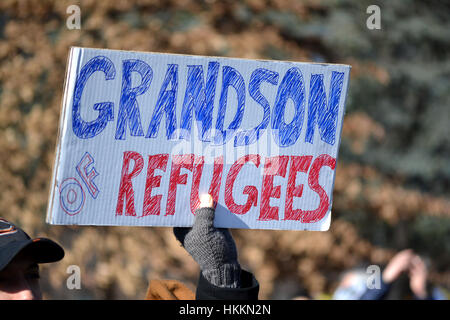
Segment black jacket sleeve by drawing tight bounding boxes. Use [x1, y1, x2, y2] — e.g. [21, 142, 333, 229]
[359, 277, 392, 300]
[195, 269, 259, 300]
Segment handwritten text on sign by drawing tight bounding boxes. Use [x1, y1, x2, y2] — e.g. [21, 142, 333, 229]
[47, 47, 350, 231]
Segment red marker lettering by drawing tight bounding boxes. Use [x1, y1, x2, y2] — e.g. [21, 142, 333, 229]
[259, 156, 289, 221]
[301, 154, 336, 223]
[142, 154, 169, 217]
[284, 155, 313, 221]
[190, 156, 224, 214]
[225, 155, 260, 215]
[116, 151, 144, 216]
[166, 154, 195, 216]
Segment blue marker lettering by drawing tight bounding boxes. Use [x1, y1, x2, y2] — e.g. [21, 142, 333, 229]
[271, 67, 305, 147]
[72, 56, 115, 139]
[115, 59, 153, 140]
[305, 71, 344, 145]
[179, 62, 219, 142]
[146, 64, 178, 140]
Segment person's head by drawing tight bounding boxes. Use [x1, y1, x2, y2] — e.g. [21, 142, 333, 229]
[0, 218, 64, 300]
[332, 268, 369, 300]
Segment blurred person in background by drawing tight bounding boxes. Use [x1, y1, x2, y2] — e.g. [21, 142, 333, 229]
[0, 218, 65, 300]
[333, 249, 446, 300]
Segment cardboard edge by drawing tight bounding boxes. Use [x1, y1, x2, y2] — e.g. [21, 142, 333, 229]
[46, 47, 80, 224]
[69, 46, 353, 68]
[321, 66, 351, 232]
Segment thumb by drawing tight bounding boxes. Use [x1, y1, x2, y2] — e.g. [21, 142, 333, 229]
[199, 193, 214, 209]
[193, 194, 215, 228]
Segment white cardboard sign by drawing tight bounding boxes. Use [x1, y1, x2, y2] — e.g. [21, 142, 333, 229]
[46, 47, 350, 231]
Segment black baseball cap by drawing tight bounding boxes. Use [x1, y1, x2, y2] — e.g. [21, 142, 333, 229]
[0, 218, 65, 271]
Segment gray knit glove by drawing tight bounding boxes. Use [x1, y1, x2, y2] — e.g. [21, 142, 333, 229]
[173, 197, 241, 288]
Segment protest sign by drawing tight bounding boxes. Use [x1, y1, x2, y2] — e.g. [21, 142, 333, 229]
[46, 47, 350, 231]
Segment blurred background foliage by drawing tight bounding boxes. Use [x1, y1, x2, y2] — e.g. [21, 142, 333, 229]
[0, 0, 448, 299]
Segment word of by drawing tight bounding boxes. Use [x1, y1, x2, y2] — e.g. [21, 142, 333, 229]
[59, 152, 99, 215]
